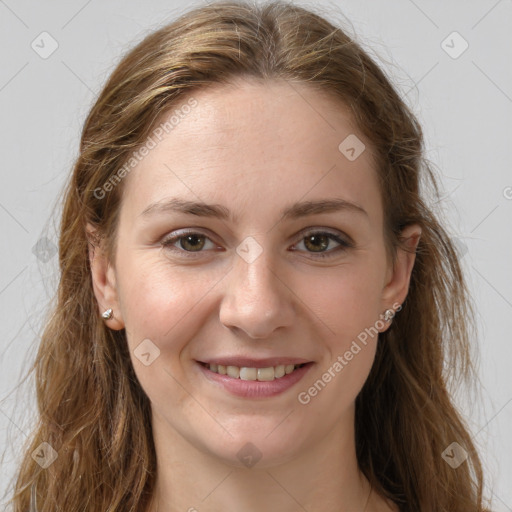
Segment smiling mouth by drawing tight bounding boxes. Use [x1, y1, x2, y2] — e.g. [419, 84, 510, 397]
[197, 361, 309, 381]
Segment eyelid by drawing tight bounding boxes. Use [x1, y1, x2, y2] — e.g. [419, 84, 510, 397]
[295, 226, 354, 247]
[160, 228, 221, 254]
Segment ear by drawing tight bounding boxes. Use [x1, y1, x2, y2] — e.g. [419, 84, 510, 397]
[379, 224, 422, 331]
[86, 223, 125, 330]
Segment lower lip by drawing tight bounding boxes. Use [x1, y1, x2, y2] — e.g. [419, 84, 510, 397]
[196, 361, 314, 398]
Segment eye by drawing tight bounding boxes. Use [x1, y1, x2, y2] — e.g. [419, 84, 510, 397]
[292, 230, 352, 259]
[160, 229, 353, 259]
[161, 230, 218, 257]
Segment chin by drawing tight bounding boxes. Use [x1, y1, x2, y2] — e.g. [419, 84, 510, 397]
[196, 422, 310, 469]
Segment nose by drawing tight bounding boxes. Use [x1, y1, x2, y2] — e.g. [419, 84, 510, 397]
[219, 246, 295, 339]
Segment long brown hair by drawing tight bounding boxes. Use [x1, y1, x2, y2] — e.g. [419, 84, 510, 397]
[4, 1, 491, 510]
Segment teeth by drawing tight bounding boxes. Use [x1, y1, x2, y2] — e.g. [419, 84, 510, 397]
[274, 365, 285, 378]
[240, 367, 258, 380]
[206, 362, 303, 381]
[257, 367, 274, 381]
[226, 365, 240, 378]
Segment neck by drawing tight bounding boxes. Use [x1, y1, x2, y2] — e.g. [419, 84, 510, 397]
[146, 407, 375, 512]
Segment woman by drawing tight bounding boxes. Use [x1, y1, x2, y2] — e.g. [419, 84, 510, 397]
[7, 1, 491, 510]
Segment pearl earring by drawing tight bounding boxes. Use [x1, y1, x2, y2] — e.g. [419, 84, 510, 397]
[382, 309, 395, 322]
[102, 308, 113, 320]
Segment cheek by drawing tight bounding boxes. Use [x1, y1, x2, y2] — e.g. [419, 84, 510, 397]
[116, 255, 218, 414]
[296, 278, 381, 415]
[303, 260, 386, 342]
[292, 259, 385, 403]
[116, 253, 212, 354]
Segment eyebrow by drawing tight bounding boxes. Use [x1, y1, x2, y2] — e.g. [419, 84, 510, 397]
[139, 197, 368, 222]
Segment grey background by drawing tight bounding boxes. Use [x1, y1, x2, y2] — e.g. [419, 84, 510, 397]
[0, 0, 511, 509]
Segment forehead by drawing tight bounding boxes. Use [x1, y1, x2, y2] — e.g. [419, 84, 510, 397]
[120, 78, 382, 224]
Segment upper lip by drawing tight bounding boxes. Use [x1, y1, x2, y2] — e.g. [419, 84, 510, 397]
[197, 357, 313, 368]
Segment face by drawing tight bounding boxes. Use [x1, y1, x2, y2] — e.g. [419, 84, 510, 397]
[90, 78, 418, 468]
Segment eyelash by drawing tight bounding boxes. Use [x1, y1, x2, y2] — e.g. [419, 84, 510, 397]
[160, 229, 353, 259]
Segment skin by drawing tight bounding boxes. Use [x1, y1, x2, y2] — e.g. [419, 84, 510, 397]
[88, 78, 420, 512]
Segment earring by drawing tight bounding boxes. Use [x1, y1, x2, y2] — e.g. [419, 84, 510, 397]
[382, 309, 396, 322]
[102, 308, 113, 320]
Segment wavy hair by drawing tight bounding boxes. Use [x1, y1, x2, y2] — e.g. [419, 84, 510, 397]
[5, 1, 490, 510]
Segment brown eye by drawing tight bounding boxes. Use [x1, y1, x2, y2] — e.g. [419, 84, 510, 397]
[303, 234, 331, 253]
[161, 231, 217, 257]
[293, 231, 352, 258]
[161, 229, 352, 260]
[178, 234, 206, 251]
